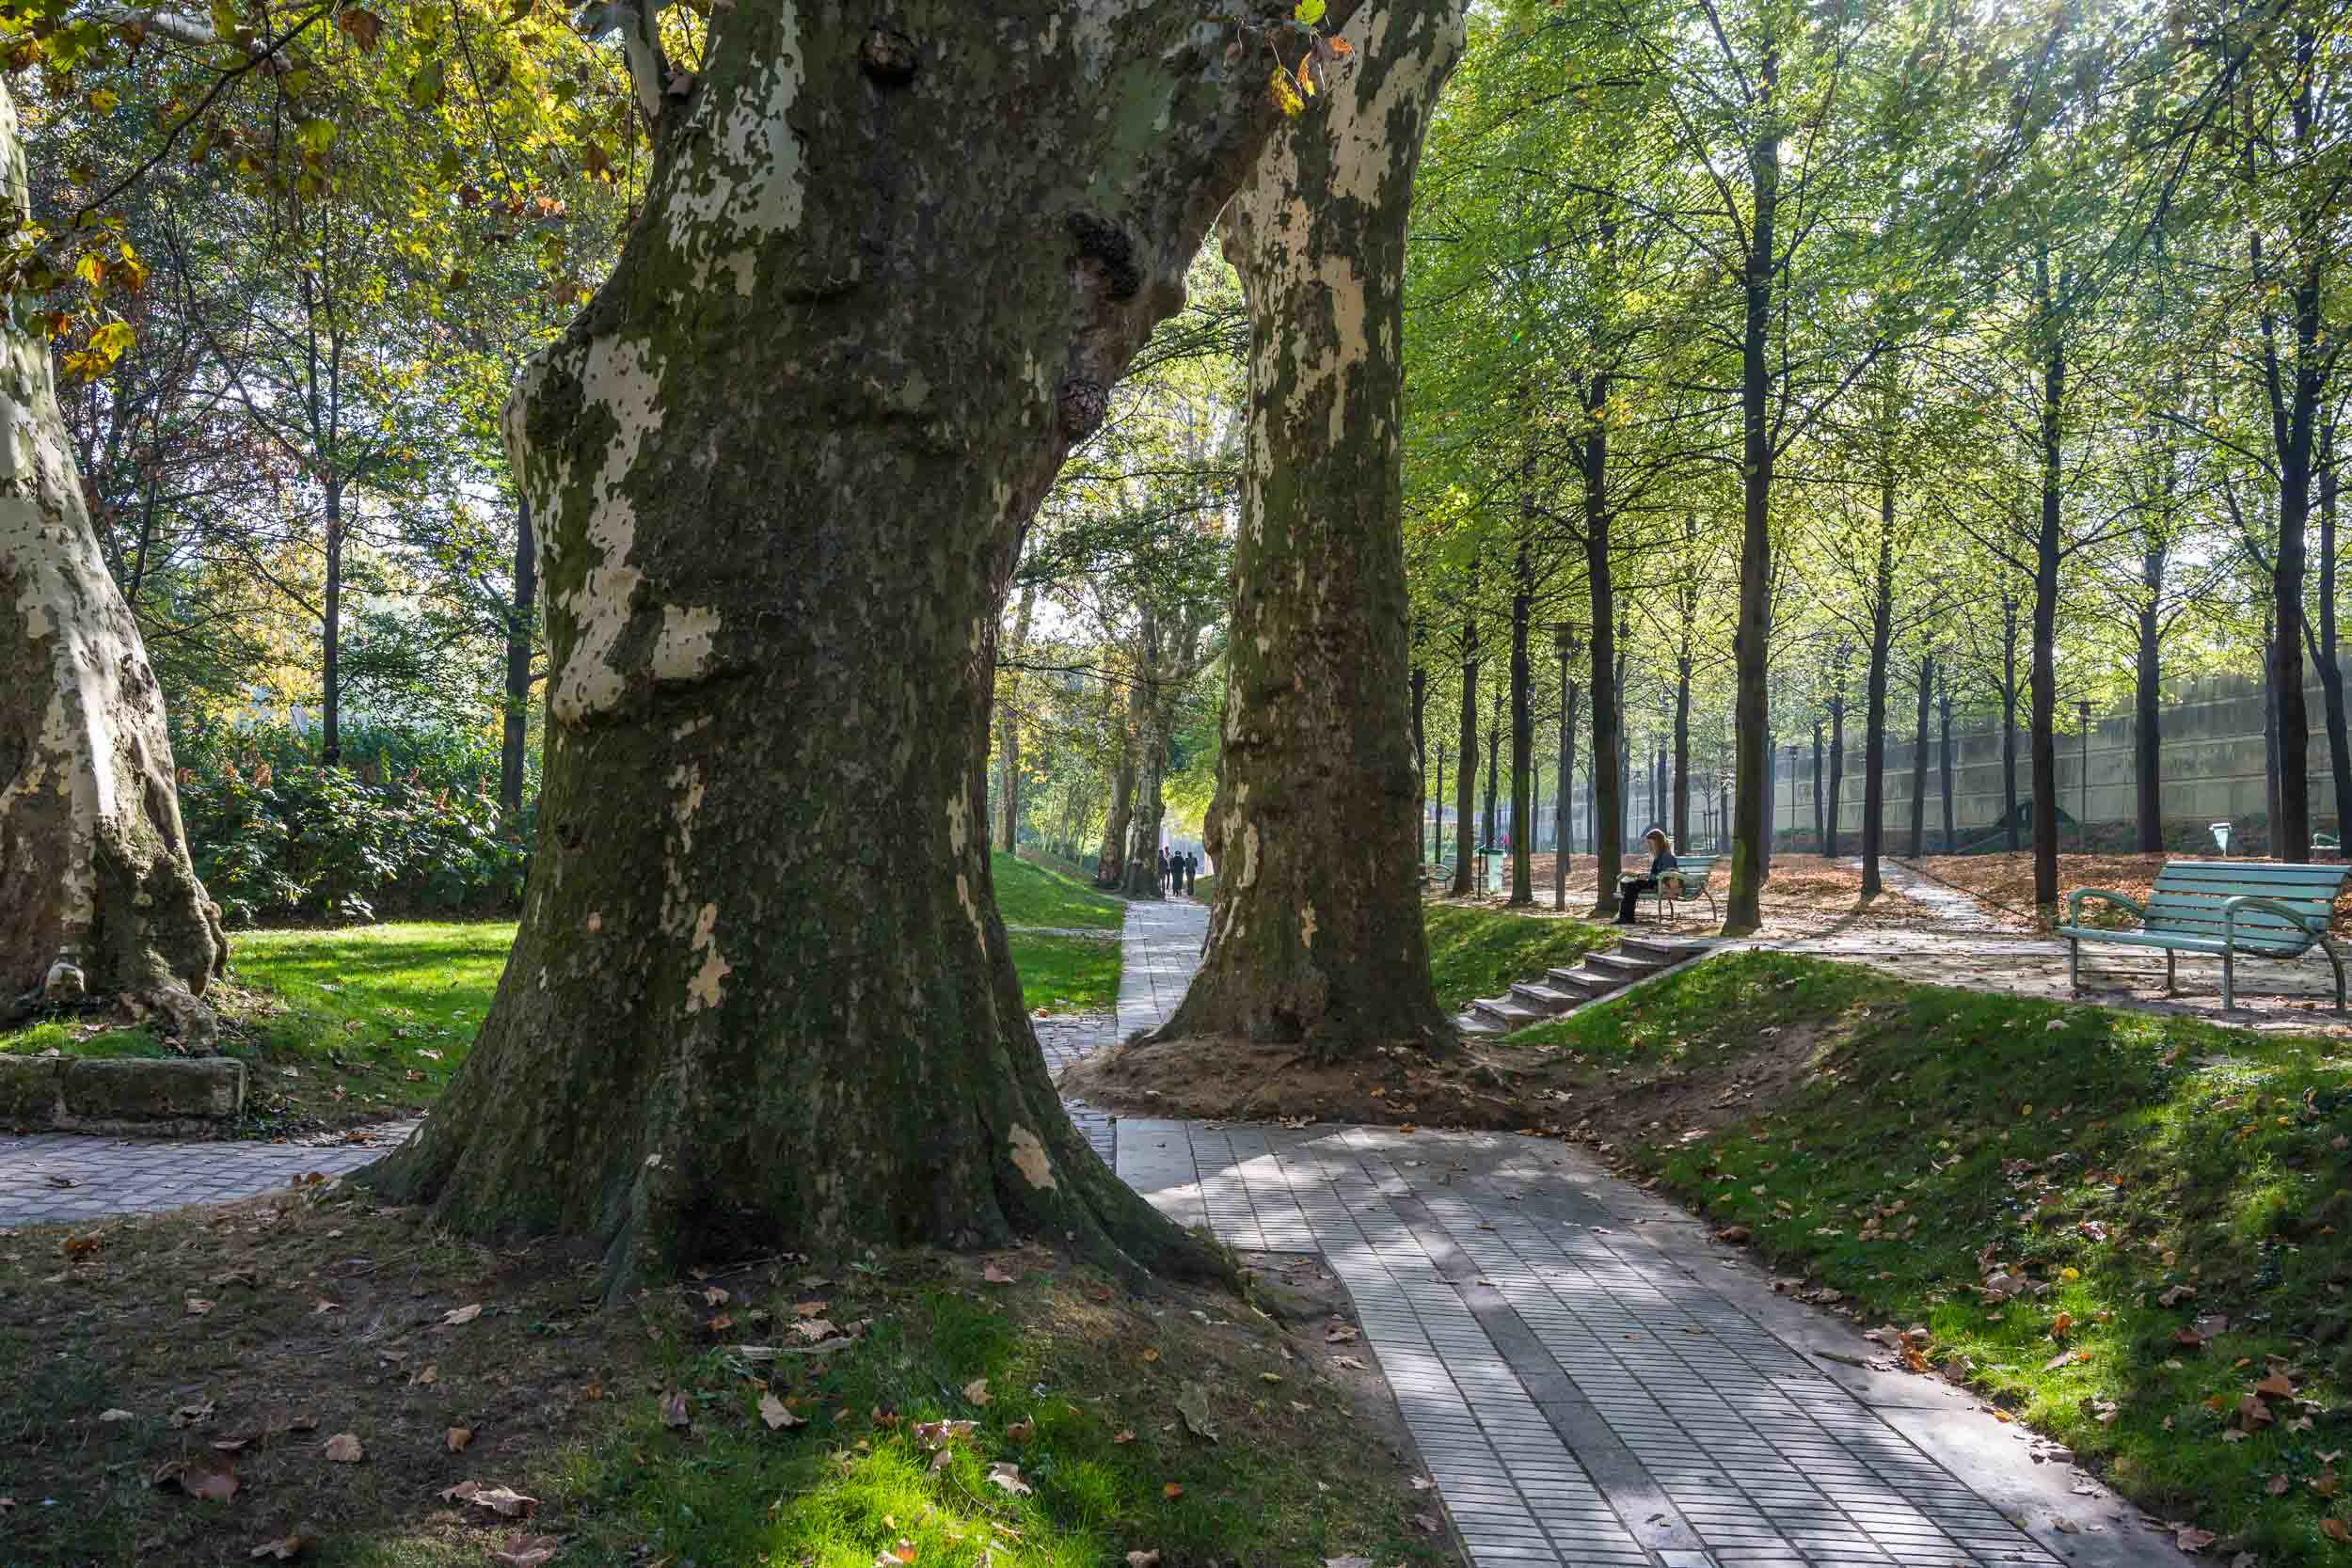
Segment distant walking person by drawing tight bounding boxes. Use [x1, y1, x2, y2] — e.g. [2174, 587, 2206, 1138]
[1184, 851, 1197, 895]
[1156, 846, 1170, 894]
[1615, 828, 1677, 925]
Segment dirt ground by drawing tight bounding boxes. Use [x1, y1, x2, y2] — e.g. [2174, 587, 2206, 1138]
[1912, 851, 2352, 939]
[1433, 854, 1947, 942]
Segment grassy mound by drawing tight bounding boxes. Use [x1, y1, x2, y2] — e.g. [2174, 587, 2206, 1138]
[1523, 951, 2352, 1564]
[993, 851, 1124, 931]
[0, 1191, 1450, 1568]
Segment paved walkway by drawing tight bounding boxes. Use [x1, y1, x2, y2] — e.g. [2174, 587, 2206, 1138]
[0, 893, 2186, 1566]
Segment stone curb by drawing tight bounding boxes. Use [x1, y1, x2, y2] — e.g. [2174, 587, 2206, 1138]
[0, 1055, 245, 1133]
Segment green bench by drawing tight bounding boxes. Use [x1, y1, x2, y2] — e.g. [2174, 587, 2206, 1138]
[1643, 853, 1720, 924]
[2059, 859, 2349, 1011]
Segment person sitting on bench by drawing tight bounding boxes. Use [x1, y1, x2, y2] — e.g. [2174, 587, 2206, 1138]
[1616, 828, 1677, 925]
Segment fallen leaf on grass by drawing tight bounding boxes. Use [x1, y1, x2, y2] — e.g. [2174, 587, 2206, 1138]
[1161, 1482, 1184, 1500]
[1325, 1324, 1360, 1343]
[2256, 1371, 2295, 1398]
[1331, 1355, 1367, 1370]
[439, 1304, 483, 1328]
[962, 1378, 991, 1407]
[155, 1457, 239, 1501]
[983, 1262, 1017, 1286]
[322, 1433, 363, 1463]
[704, 1286, 730, 1307]
[1410, 1512, 1440, 1534]
[491, 1534, 562, 1568]
[760, 1394, 803, 1431]
[1007, 1418, 1035, 1445]
[2267, 1474, 2292, 1497]
[447, 1428, 473, 1453]
[660, 1391, 691, 1429]
[1127, 1553, 1161, 1568]
[987, 1462, 1032, 1497]
[2327, 1520, 2352, 1544]
[184, 1296, 215, 1317]
[98, 1407, 135, 1423]
[1175, 1383, 1216, 1443]
[247, 1531, 307, 1560]
[792, 1318, 840, 1341]
[1111, 1429, 1136, 1444]
[1325, 1558, 1375, 1568]
[439, 1480, 539, 1516]
[2177, 1527, 2217, 1551]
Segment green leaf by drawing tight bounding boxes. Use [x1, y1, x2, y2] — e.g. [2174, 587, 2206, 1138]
[87, 320, 135, 365]
[406, 58, 446, 109]
[87, 87, 119, 113]
[1294, 0, 1326, 22]
[294, 119, 338, 154]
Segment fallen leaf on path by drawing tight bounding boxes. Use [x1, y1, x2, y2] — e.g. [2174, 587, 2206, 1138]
[1331, 1355, 1367, 1370]
[184, 1296, 215, 1317]
[439, 1304, 483, 1328]
[446, 1428, 472, 1453]
[2176, 1527, 2216, 1551]
[322, 1433, 363, 1463]
[1325, 1324, 1359, 1343]
[1410, 1512, 1440, 1533]
[794, 1300, 829, 1318]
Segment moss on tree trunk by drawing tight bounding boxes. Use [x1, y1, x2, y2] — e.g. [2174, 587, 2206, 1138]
[1156, 0, 1459, 1057]
[368, 1, 1361, 1293]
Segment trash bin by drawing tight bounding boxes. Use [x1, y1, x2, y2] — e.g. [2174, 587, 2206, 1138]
[2211, 821, 2233, 857]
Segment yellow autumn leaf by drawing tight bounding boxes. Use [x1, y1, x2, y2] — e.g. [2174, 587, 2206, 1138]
[1268, 67, 1305, 117]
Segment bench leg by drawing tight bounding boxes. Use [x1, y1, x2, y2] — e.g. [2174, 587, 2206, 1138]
[2223, 947, 2235, 1012]
[2328, 939, 2347, 1014]
[2067, 936, 2078, 997]
[2165, 948, 2176, 996]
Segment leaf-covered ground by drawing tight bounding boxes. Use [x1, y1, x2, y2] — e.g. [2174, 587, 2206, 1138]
[0, 1188, 1454, 1568]
[2, 863, 1120, 1132]
[1515, 950, 2352, 1566]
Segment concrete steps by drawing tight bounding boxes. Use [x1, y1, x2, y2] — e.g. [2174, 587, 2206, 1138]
[1468, 993, 1545, 1029]
[1507, 981, 1581, 1015]
[1452, 935, 1717, 1037]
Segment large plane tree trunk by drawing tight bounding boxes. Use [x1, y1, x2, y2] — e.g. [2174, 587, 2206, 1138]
[995, 581, 1036, 853]
[370, 2, 1359, 1293]
[1154, 0, 1464, 1060]
[0, 86, 225, 1038]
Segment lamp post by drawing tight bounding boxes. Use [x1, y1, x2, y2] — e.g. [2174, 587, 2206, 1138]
[2077, 699, 2092, 854]
[1554, 622, 1581, 911]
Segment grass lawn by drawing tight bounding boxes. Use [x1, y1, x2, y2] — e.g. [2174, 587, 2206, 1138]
[4, 893, 1120, 1131]
[993, 851, 1124, 930]
[0, 1194, 1454, 1568]
[1520, 951, 2352, 1564]
[1422, 901, 1615, 1012]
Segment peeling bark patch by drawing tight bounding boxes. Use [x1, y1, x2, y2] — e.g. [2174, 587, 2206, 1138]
[547, 336, 662, 725]
[666, 4, 807, 293]
[1008, 1125, 1056, 1189]
[686, 901, 731, 1012]
[652, 605, 722, 684]
[1299, 901, 1317, 949]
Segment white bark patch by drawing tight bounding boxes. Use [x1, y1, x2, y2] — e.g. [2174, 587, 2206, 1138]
[1299, 901, 1318, 949]
[548, 336, 662, 725]
[685, 901, 732, 1012]
[1008, 1124, 1057, 1190]
[666, 4, 806, 293]
[652, 604, 722, 684]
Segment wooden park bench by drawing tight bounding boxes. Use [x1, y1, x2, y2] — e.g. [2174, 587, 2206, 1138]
[2058, 860, 2349, 1012]
[1641, 853, 1721, 925]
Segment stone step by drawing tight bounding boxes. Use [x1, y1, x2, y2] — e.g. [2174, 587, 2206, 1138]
[1455, 1011, 1505, 1037]
[1508, 982, 1581, 1015]
[1549, 966, 1627, 997]
[1469, 994, 1544, 1028]
[1618, 935, 1712, 967]
[1587, 950, 1666, 980]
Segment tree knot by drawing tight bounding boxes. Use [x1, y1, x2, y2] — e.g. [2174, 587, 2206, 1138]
[859, 25, 919, 86]
[1057, 378, 1108, 441]
[1065, 211, 1141, 301]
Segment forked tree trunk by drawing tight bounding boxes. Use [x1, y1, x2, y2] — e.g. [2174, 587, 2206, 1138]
[0, 85, 224, 1037]
[1096, 756, 1136, 890]
[369, 2, 1363, 1292]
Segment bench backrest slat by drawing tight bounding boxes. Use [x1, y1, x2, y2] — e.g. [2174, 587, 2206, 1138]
[2138, 860, 2348, 954]
[1662, 855, 1719, 889]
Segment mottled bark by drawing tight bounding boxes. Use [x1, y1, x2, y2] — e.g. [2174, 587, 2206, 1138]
[2319, 424, 2349, 840]
[1410, 641, 1427, 865]
[368, 1, 1362, 1291]
[1508, 541, 1533, 903]
[1096, 755, 1136, 890]
[1582, 382, 1622, 913]
[499, 495, 538, 822]
[0, 84, 224, 1036]
[1482, 689, 1501, 851]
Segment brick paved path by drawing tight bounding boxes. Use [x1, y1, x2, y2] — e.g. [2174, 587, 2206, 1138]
[0, 895, 2188, 1567]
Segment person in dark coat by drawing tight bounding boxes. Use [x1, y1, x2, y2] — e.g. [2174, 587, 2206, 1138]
[1615, 828, 1677, 924]
[1183, 851, 1197, 895]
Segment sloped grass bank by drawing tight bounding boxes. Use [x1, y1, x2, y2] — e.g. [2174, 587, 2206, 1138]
[994, 851, 1125, 931]
[0, 1191, 1453, 1568]
[1422, 902, 1615, 1013]
[1527, 951, 2352, 1564]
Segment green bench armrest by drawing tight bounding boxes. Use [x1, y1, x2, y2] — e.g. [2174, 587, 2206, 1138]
[2067, 887, 2144, 925]
[2224, 895, 2328, 947]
